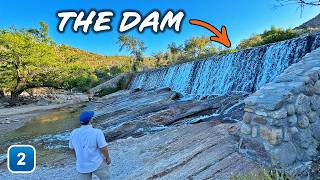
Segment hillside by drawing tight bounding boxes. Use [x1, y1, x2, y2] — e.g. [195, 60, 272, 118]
[56, 45, 133, 68]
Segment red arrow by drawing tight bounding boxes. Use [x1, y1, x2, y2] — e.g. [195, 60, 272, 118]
[189, 19, 231, 48]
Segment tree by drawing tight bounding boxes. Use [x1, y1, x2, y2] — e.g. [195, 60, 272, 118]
[237, 35, 263, 50]
[0, 22, 63, 103]
[183, 36, 214, 58]
[117, 34, 146, 72]
[167, 43, 183, 64]
[152, 51, 166, 67]
[236, 26, 298, 50]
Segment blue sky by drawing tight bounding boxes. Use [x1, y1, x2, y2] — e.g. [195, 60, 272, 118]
[0, 0, 319, 56]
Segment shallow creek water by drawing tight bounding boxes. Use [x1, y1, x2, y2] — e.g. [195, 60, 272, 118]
[0, 104, 85, 163]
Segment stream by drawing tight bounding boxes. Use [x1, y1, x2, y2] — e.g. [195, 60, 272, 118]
[0, 104, 85, 164]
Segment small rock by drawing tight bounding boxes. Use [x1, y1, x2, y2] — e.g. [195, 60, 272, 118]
[228, 125, 240, 138]
[240, 123, 251, 135]
[253, 115, 267, 125]
[260, 126, 283, 145]
[260, 126, 271, 141]
[244, 96, 257, 106]
[289, 127, 299, 134]
[307, 111, 318, 123]
[288, 115, 298, 126]
[287, 104, 295, 116]
[297, 115, 310, 128]
[268, 107, 287, 119]
[169, 92, 182, 100]
[252, 126, 258, 138]
[311, 121, 320, 141]
[244, 107, 254, 113]
[269, 128, 283, 145]
[271, 117, 286, 127]
[283, 128, 290, 142]
[310, 95, 320, 111]
[242, 112, 252, 123]
[300, 83, 315, 96]
[295, 94, 311, 114]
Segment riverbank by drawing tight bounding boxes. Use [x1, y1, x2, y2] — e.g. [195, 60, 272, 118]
[0, 92, 89, 136]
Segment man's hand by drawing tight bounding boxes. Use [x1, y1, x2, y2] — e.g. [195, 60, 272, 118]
[106, 157, 112, 165]
[100, 146, 111, 165]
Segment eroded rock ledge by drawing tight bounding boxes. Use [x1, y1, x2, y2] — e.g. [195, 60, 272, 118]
[240, 48, 320, 170]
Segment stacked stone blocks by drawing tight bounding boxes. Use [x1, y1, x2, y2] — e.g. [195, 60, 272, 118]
[240, 48, 320, 168]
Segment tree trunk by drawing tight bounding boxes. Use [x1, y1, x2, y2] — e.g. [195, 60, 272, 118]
[0, 90, 4, 98]
[10, 89, 25, 105]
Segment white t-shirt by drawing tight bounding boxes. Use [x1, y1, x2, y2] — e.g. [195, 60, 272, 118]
[69, 125, 108, 173]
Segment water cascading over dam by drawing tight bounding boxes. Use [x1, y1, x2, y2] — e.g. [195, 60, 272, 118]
[130, 33, 320, 96]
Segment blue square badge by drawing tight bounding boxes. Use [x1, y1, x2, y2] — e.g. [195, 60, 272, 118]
[7, 145, 36, 173]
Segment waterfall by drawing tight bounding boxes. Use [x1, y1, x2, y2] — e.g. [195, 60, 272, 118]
[130, 33, 320, 96]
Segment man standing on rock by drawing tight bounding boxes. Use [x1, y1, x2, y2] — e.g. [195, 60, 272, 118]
[69, 111, 112, 180]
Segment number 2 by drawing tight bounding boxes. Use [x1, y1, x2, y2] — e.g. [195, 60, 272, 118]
[17, 152, 26, 166]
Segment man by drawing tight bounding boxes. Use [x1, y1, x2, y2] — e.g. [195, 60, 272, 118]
[69, 111, 112, 180]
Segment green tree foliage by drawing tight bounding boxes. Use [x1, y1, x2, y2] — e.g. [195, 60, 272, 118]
[236, 35, 263, 50]
[0, 22, 109, 102]
[167, 42, 183, 64]
[150, 36, 221, 66]
[151, 51, 166, 67]
[237, 26, 299, 50]
[56, 44, 133, 68]
[0, 22, 141, 103]
[117, 34, 146, 72]
[183, 36, 215, 58]
[0, 23, 63, 102]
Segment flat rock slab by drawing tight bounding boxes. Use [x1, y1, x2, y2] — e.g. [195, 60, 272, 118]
[86, 89, 247, 141]
[0, 122, 261, 180]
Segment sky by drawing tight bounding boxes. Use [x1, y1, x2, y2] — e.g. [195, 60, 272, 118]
[0, 0, 319, 56]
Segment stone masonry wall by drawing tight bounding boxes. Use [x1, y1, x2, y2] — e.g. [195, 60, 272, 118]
[239, 48, 320, 168]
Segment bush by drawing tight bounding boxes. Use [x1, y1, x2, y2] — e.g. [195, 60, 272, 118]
[95, 75, 132, 97]
[230, 169, 291, 180]
[96, 87, 119, 97]
[237, 27, 299, 50]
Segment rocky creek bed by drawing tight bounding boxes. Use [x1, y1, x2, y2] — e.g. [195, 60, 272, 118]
[0, 88, 258, 179]
[0, 122, 261, 180]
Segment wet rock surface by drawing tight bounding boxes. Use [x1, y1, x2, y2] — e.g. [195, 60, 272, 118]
[0, 87, 254, 179]
[0, 123, 261, 180]
[86, 88, 248, 141]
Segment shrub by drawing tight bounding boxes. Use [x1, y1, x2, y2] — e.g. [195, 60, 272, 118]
[96, 87, 119, 97]
[230, 169, 291, 180]
[96, 75, 132, 97]
[237, 27, 299, 50]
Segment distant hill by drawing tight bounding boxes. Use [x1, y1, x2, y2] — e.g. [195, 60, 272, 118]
[57, 44, 134, 68]
[295, 13, 320, 30]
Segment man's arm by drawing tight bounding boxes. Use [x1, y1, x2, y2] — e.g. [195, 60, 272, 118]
[97, 130, 111, 164]
[100, 146, 111, 164]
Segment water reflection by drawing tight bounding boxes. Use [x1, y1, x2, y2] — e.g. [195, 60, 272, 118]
[0, 104, 84, 146]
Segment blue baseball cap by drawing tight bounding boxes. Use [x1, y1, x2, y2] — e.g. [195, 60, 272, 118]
[79, 111, 94, 124]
